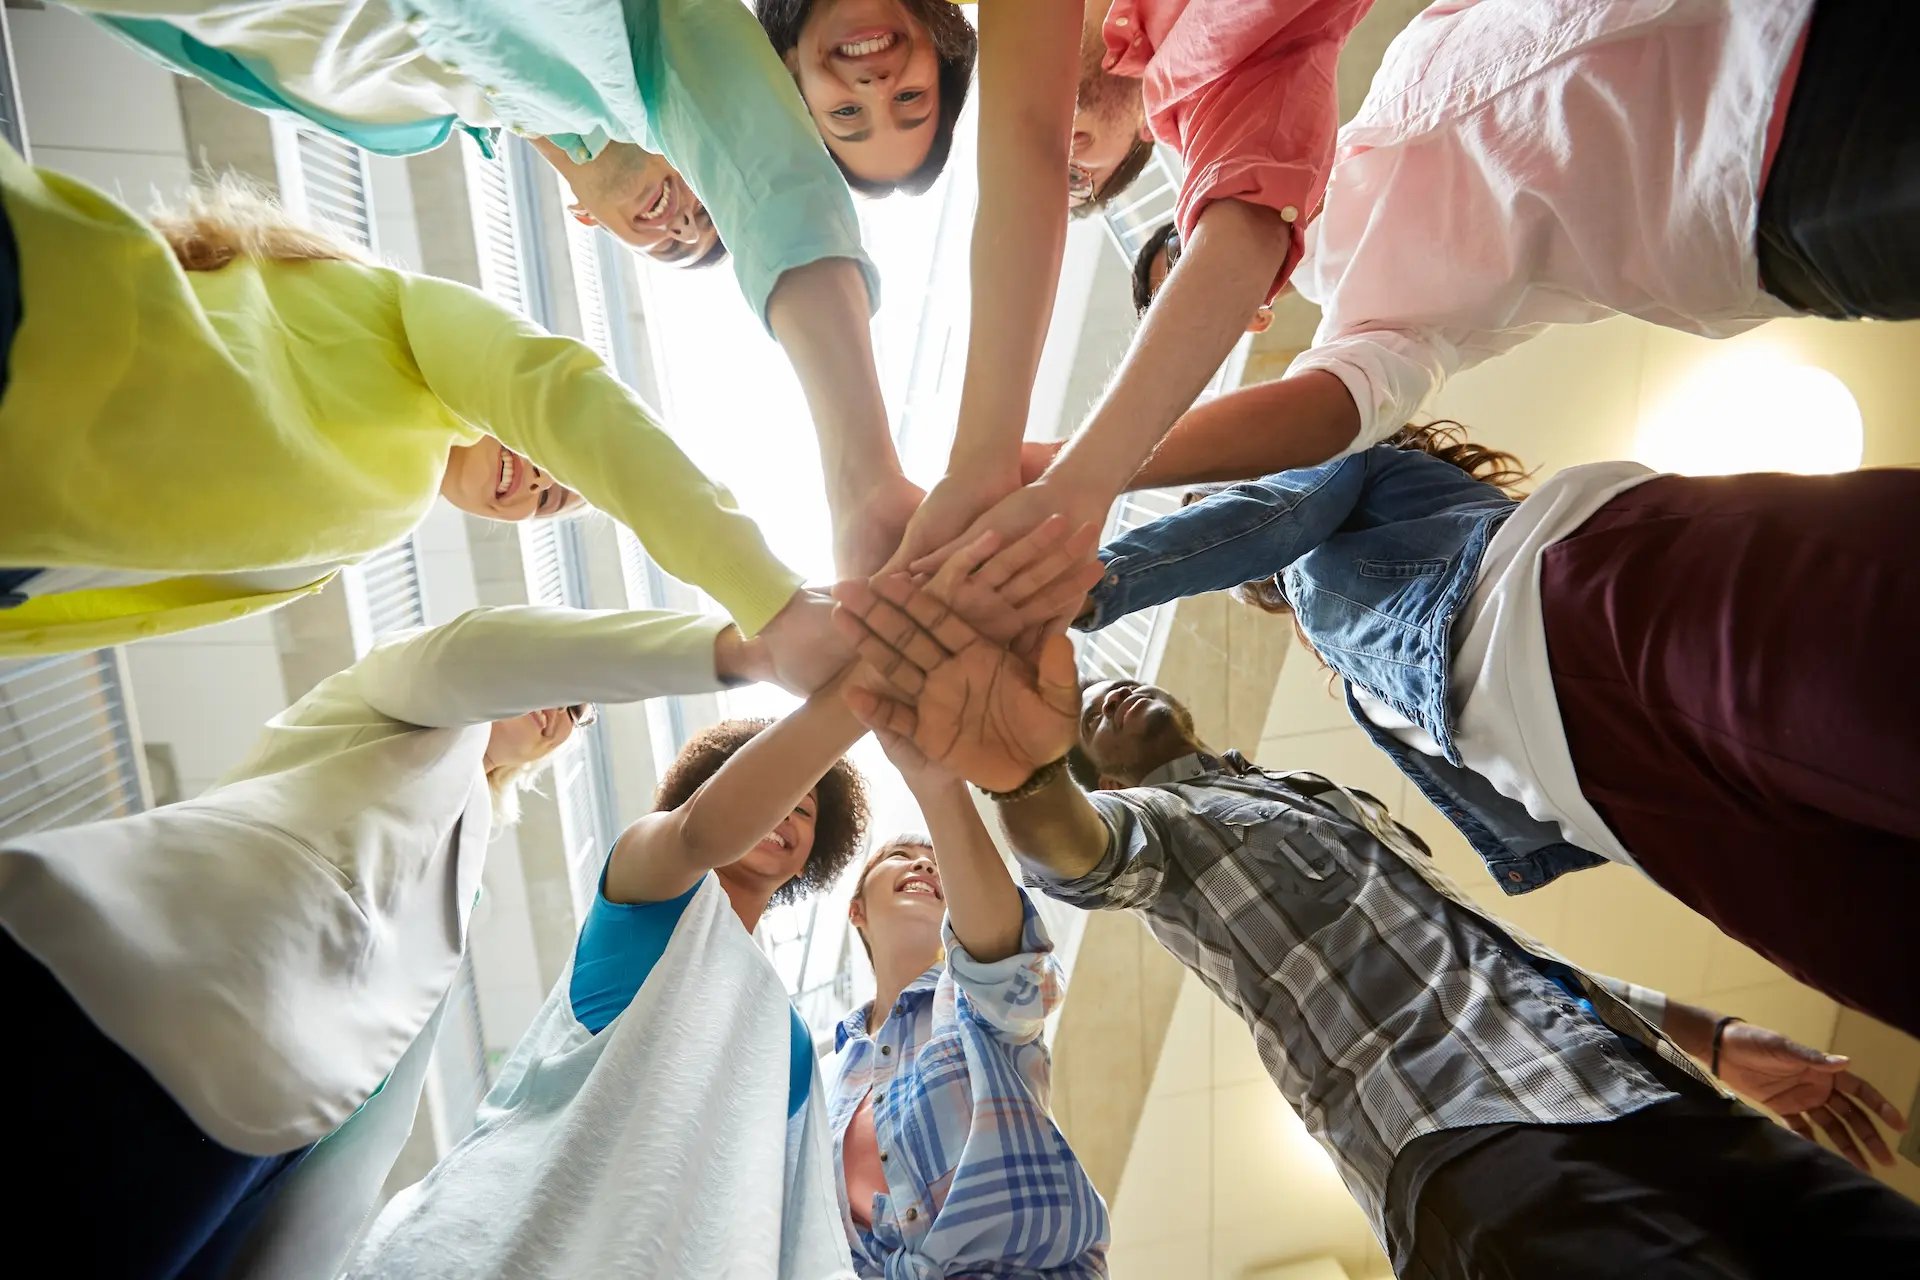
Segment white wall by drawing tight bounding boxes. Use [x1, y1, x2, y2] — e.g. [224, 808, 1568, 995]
[12, 6, 192, 199]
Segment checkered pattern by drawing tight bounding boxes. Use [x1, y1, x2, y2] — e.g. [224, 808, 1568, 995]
[1029, 752, 1707, 1240]
[827, 895, 1109, 1278]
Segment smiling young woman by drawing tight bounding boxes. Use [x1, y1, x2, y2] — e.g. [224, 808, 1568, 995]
[755, 0, 978, 196]
[0, 162, 804, 657]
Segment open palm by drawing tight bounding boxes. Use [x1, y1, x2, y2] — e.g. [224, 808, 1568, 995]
[835, 578, 1080, 794]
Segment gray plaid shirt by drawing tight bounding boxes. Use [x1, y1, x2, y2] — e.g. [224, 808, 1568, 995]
[1025, 752, 1711, 1242]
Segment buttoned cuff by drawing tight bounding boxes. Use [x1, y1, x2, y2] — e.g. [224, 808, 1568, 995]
[941, 892, 1063, 1040]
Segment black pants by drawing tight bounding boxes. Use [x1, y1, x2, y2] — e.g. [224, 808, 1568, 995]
[1755, 1, 1920, 318]
[1, 930, 310, 1279]
[1398, 1091, 1920, 1279]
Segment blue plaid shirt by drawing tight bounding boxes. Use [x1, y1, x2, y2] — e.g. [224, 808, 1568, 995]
[826, 894, 1110, 1279]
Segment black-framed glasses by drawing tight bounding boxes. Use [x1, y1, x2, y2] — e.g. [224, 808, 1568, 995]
[566, 702, 599, 730]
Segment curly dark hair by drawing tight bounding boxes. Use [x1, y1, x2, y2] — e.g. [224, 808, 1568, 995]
[1131, 221, 1178, 315]
[754, 0, 978, 198]
[653, 717, 871, 906]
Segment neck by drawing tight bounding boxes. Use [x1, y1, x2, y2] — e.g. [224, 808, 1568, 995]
[865, 935, 939, 1034]
[718, 872, 779, 934]
[1124, 735, 1212, 785]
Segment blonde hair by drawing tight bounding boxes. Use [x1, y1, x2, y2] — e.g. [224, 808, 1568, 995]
[485, 753, 560, 830]
[148, 173, 374, 273]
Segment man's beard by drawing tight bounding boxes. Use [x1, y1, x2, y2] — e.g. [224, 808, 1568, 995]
[1076, 30, 1143, 129]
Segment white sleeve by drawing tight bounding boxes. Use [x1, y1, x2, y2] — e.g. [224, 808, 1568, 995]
[350, 606, 729, 729]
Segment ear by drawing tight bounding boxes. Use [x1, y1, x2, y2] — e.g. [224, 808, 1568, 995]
[1096, 773, 1127, 792]
[781, 47, 801, 77]
[848, 896, 868, 930]
[568, 204, 597, 227]
[1246, 306, 1274, 335]
[1138, 122, 1155, 142]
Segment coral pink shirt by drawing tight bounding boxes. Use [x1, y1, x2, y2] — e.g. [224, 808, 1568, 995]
[1102, 0, 1374, 296]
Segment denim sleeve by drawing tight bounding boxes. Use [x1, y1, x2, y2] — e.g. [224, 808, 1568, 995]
[1078, 452, 1372, 631]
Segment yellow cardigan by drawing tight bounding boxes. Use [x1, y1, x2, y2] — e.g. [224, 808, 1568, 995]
[0, 144, 800, 656]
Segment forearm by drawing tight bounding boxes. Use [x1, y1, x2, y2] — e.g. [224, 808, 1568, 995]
[767, 258, 903, 502]
[911, 775, 1025, 963]
[674, 675, 866, 869]
[1655, 996, 1727, 1061]
[1126, 370, 1361, 491]
[947, 0, 1080, 480]
[993, 768, 1112, 882]
[353, 607, 729, 727]
[1050, 200, 1288, 498]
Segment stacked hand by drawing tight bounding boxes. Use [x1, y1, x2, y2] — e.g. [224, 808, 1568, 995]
[1716, 1023, 1909, 1172]
[832, 574, 1083, 794]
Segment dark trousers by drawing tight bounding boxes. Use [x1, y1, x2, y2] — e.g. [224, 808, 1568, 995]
[1399, 1091, 1920, 1279]
[1540, 470, 1920, 1037]
[1755, 1, 1920, 318]
[0, 929, 309, 1279]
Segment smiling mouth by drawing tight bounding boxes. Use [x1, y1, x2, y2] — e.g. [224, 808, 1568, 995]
[836, 31, 899, 58]
[896, 876, 942, 901]
[640, 178, 672, 223]
[495, 449, 518, 499]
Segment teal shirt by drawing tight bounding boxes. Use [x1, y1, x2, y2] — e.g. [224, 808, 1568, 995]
[87, 0, 877, 327]
[570, 869, 813, 1117]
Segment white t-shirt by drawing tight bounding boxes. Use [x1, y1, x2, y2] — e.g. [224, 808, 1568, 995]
[1353, 462, 1663, 869]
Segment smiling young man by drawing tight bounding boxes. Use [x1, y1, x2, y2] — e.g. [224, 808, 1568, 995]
[828, 745, 1108, 1277]
[832, 579, 1920, 1279]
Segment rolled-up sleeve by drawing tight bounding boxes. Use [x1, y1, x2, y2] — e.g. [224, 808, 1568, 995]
[645, 0, 879, 328]
[1021, 789, 1174, 913]
[1285, 328, 1456, 455]
[942, 892, 1065, 1045]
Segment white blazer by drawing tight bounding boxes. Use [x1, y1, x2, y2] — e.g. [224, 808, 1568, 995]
[0, 606, 731, 1155]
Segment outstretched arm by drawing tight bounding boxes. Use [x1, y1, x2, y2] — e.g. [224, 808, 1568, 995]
[892, 0, 1083, 567]
[1658, 996, 1909, 1172]
[909, 199, 1291, 569]
[607, 674, 867, 905]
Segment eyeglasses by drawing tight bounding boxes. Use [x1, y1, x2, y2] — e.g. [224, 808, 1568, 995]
[1067, 161, 1096, 207]
[565, 702, 599, 730]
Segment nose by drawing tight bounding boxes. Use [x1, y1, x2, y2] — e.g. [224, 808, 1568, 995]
[527, 465, 552, 493]
[667, 208, 698, 243]
[1101, 684, 1133, 722]
[856, 66, 892, 86]
[907, 855, 935, 875]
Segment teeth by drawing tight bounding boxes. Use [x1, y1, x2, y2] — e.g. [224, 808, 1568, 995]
[496, 452, 515, 496]
[836, 34, 897, 56]
[899, 881, 935, 896]
[644, 181, 670, 220]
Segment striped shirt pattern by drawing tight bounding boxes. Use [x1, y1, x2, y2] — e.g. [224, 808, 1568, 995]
[1027, 752, 1711, 1244]
[827, 894, 1109, 1279]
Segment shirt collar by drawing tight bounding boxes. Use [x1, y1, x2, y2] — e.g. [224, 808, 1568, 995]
[1140, 748, 1250, 787]
[832, 962, 944, 1051]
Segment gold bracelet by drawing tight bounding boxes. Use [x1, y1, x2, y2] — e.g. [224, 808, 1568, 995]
[976, 757, 1067, 803]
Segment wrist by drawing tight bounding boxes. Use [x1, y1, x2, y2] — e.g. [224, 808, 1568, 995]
[977, 757, 1069, 803]
[712, 624, 769, 687]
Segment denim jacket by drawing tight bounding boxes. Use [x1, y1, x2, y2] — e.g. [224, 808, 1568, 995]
[1080, 445, 1607, 894]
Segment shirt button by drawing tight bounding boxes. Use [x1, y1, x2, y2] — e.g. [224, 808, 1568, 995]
[483, 85, 502, 97]
[880, 1045, 892, 1056]
[906, 1208, 918, 1222]
[1507, 871, 1524, 883]
[228, 604, 248, 617]
[880, 1152, 889, 1163]
[1280, 204, 1300, 223]
[440, 60, 459, 73]
[404, 16, 425, 35]
[571, 146, 591, 163]
[137, 620, 159, 635]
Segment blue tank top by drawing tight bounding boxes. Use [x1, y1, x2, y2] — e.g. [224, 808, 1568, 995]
[569, 867, 813, 1116]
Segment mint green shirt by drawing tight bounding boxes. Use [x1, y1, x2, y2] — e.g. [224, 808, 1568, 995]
[80, 0, 878, 326]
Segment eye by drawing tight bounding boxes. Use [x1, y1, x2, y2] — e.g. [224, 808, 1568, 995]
[893, 89, 923, 104]
[830, 104, 860, 119]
